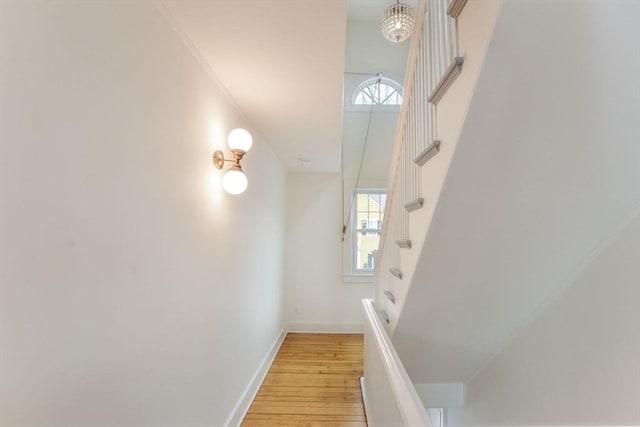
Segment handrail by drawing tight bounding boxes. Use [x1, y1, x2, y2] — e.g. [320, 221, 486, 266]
[362, 298, 431, 426]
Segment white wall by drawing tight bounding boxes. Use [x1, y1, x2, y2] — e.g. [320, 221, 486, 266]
[342, 20, 408, 182]
[282, 20, 408, 328]
[448, 212, 640, 426]
[393, 0, 640, 388]
[344, 20, 408, 89]
[0, 1, 286, 425]
[341, 20, 408, 279]
[284, 173, 370, 330]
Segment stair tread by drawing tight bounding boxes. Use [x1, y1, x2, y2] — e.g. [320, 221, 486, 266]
[389, 268, 403, 279]
[404, 198, 424, 212]
[395, 239, 412, 249]
[414, 141, 441, 166]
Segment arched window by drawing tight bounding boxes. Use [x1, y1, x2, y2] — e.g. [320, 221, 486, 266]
[352, 77, 403, 106]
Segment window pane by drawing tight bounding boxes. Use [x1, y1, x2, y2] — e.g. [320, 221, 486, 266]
[353, 189, 386, 273]
[355, 229, 380, 271]
[353, 79, 403, 106]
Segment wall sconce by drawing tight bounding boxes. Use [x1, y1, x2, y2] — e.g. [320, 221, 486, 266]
[213, 128, 252, 195]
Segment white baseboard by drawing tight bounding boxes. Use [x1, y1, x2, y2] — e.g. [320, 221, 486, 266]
[224, 323, 287, 427]
[287, 320, 364, 333]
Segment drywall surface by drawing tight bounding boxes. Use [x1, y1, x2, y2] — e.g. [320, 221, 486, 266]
[341, 19, 407, 279]
[284, 173, 372, 328]
[342, 20, 407, 183]
[448, 212, 640, 425]
[0, 1, 286, 425]
[393, 0, 640, 385]
[282, 21, 405, 327]
[379, 0, 501, 335]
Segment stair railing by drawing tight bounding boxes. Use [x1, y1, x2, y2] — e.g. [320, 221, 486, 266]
[364, 1, 469, 424]
[375, 0, 463, 304]
[361, 298, 432, 427]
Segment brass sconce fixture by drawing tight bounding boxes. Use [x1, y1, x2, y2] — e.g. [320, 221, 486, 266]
[213, 128, 252, 195]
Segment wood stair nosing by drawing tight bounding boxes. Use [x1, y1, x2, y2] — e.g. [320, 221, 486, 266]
[384, 290, 396, 304]
[395, 239, 412, 249]
[414, 140, 441, 166]
[389, 268, 403, 279]
[428, 56, 464, 105]
[404, 197, 424, 212]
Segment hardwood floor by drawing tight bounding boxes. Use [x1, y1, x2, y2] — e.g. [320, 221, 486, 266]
[241, 333, 366, 427]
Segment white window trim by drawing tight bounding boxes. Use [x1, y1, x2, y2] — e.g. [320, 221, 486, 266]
[351, 77, 403, 105]
[345, 104, 401, 113]
[345, 76, 403, 113]
[342, 274, 374, 284]
[342, 188, 386, 282]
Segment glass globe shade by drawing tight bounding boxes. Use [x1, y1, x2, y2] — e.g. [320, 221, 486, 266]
[227, 128, 253, 152]
[222, 168, 248, 195]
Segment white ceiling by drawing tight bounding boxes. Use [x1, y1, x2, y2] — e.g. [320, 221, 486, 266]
[157, 0, 417, 172]
[348, 0, 418, 22]
[158, 0, 348, 172]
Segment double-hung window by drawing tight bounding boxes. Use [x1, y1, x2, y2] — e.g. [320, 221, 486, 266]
[352, 189, 386, 274]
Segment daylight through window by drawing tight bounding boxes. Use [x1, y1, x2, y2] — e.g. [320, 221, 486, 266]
[353, 78, 403, 106]
[353, 190, 387, 273]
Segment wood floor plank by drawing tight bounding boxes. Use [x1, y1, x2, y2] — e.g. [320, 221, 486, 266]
[260, 373, 361, 388]
[253, 395, 363, 404]
[242, 420, 366, 427]
[247, 402, 365, 416]
[241, 333, 366, 427]
[244, 413, 365, 421]
[255, 386, 363, 401]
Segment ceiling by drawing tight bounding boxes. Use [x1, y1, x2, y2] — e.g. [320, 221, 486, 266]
[348, 0, 418, 22]
[157, 0, 416, 172]
[158, 0, 347, 172]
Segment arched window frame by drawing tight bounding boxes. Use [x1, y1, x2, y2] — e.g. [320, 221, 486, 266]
[350, 77, 403, 109]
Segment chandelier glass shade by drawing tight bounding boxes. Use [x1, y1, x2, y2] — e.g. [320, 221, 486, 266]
[380, 1, 415, 43]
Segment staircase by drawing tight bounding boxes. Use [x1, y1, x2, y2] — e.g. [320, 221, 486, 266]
[364, 0, 640, 424]
[362, 0, 501, 423]
[373, 0, 500, 334]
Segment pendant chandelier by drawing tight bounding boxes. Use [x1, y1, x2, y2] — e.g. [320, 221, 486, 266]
[380, 0, 415, 43]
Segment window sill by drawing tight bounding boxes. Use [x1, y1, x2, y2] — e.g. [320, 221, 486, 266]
[344, 105, 401, 114]
[342, 274, 374, 284]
